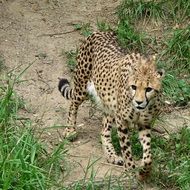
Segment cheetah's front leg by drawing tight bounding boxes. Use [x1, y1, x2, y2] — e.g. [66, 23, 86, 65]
[138, 125, 152, 180]
[116, 119, 136, 170]
[101, 115, 123, 166]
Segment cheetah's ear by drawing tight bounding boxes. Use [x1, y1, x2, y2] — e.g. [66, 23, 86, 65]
[150, 55, 165, 78]
[157, 69, 165, 78]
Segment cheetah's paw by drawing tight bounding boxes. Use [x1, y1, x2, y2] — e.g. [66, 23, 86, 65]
[62, 127, 77, 141]
[107, 155, 124, 166]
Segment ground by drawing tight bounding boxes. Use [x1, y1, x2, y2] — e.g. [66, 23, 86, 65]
[0, 0, 189, 188]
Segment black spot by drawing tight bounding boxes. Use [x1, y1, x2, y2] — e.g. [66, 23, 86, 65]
[77, 97, 81, 101]
[129, 115, 133, 120]
[145, 126, 151, 129]
[146, 134, 151, 138]
[144, 149, 148, 152]
[126, 141, 130, 146]
[107, 125, 112, 130]
[89, 63, 92, 70]
[121, 136, 125, 142]
[81, 69, 85, 74]
[84, 64, 88, 68]
[139, 170, 145, 175]
[147, 142, 150, 146]
[122, 146, 127, 151]
[126, 151, 130, 155]
[117, 160, 124, 166]
[118, 127, 128, 134]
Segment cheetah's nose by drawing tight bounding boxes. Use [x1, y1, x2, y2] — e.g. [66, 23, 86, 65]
[135, 101, 143, 105]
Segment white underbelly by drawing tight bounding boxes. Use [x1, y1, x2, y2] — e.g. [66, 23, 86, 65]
[87, 80, 101, 104]
[86, 80, 115, 115]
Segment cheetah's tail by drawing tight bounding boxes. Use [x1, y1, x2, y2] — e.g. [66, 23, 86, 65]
[58, 78, 73, 100]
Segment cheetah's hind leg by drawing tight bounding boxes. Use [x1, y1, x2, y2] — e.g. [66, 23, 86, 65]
[58, 78, 87, 140]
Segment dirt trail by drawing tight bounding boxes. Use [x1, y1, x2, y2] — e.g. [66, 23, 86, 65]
[0, 0, 189, 187]
[0, 0, 124, 183]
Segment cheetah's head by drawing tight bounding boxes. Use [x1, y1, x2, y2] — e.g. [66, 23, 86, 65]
[128, 55, 164, 110]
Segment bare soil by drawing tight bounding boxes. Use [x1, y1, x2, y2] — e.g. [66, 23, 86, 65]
[0, 0, 189, 188]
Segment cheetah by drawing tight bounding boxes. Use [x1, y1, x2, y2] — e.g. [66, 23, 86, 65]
[58, 31, 164, 180]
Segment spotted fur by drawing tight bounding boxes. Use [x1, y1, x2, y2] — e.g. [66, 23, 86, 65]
[58, 31, 164, 180]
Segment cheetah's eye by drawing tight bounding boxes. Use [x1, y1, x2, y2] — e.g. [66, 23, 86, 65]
[131, 85, 137, 90]
[146, 87, 153, 92]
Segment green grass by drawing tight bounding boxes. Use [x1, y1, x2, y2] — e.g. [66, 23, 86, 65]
[168, 0, 190, 23]
[73, 23, 92, 37]
[0, 71, 68, 189]
[116, 20, 147, 52]
[64, 50, 78, 72]
[97, 20, 112, 32]
[163, 74, 190, 105]
[117, 0, 167, 24]
[151, 127, 190, 189]
[117, 0, 190, 24]
[161, 26, 190, 74]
